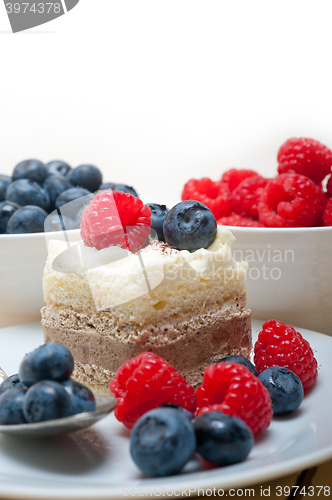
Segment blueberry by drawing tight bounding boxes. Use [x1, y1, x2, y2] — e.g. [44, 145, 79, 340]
[0, 388, 27, 425]
[217, 355, 258, 377]
[23, 381, 71, 423]
[130, 407, 196, 477]
[55, 187, 92, 210]
[6, 206, 48, 234]
[46, 160, 72, 177]
[258, 367, 304, 415]
[67, 164, 102, 192]
[0, 175, 11, 202]
[12, 159, 47, 185]
[99, 182, 117, 191]
[19, 343, 74, 387]
[6, 179, 50, 211]
[44, 213, 77, 232]
[62, 378, 96, 415]
[163, 200, 217, 252]
[146, 204, 169, 242]
[0, 374, 26, 396]
[0, 200, 20, 233]
[43, 174, 72, 211]
[193, 411, 254, 466]
[162, 403, 194, 421]
[112, 184, 138, 197]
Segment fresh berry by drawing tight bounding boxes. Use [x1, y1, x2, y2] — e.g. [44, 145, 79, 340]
[254, 320, 318, 389]
[258, 367, 304, 415]
[146, 203, 169, 241]
[181, 178, 231, 218]
[277, 138, 332, 184]
[195, 362, 272, 435]
[193, 411, 254, 465]
[217, 355, 258, 377]
[44, 213, 77, 232]
[6, 179, 50, 211]
[55, 187, 92, 210]
[0, 374, 26, 396]
[23, 380, 71, 423]
[62, 379, 96, 415]
[43, 174, 72, 211]
[19, 343, 74, 387]
[162, 403, 195, 421]
[6, 206, 48, 234]
[110, 184, 138, 197]
[12, 159, 48, 185]
[0, 201, 20, 233]
[46, 160, 71, 177]
[221, 169, 259, 192]
[258, 173, 327, 227]
[217, 214, 264, 227]
[231, 176, 268, 219]
[99, 182, 117, 191]
[323, 198, 332, 226]
[0, 174, 11, 202]
[80, 190, 151, 253]
[163, 200, 217, 252]
[326, 175, 332, 198]
[0, 388, 27, 425]
[130, 407, 196, 477]
[67, 164, 102, 192]
[109, 352, 196, 430]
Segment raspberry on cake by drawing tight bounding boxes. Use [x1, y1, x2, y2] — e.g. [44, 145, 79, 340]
[41, 194, 252, 396]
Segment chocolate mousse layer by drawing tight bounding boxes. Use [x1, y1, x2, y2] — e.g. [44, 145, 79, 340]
[41, 301, 251, 396]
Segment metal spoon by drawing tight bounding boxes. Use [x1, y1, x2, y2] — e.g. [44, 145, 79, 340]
[0, 368, 117, 438]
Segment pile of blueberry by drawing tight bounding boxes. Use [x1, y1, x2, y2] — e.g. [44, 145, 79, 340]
[0, 159, 138, 234]
[0, 343, 96, 425]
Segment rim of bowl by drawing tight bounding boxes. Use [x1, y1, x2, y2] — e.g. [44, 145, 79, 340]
[0, 229, 81, 239]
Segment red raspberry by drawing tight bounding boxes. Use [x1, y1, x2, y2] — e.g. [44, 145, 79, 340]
[109, 353, 196, 429]
[323, 198, 332, 226]
[258, 173, 327, 227]
[277, 137, 332, 184]
[326, 175, 332, 198]
[181, 178, 231, 219]
[217, 213, 264, 227]
[221, 168, 260, 192]
[80, 190, 151, 252]
[195, 363, 273, 435]
[254, 320, 318, 389]
[231, 176, 268, 219]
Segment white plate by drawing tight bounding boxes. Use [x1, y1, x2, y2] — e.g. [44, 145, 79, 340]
[0, 320, 331, 499]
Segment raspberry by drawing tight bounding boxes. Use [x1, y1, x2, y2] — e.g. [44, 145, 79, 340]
[323, 198, 332, 226]
[326, 175, 332, 198]
[258, 173, 327, 227]
[195, 363, 273, 435]
[221, 169, 259, 192]
[277, 137, 332, 184]
[217, 214, 264, 227]
[231, 176, 268, 219]
[254, 320, 318, 389]
[109, 353, 196, 429]
[80, 190, 151, 252]
[181, 178, 231, 218]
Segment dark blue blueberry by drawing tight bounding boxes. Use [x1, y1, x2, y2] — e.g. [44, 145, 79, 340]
[162, 403, 194, 421]
[0, 388, 27, 425]
[0, 200, 20, 233]
[0, 374, 26, 396]
[0, 175, 11, 202]
[111, 184, 138, 197]
[67, 164, 102, 192]
[6, 206, 48, 234]
[6, 179, 50, 211]
[55, 187, 92, 210]
[19, 342, 74, 387]
[12, 159, 47, 185]
[193, 411, 254, 466]
[163, 200, 217, 252]
[62, 378, 96, 415]
[217, 355, 258, 377]
[43, 174, 72, 211]
[46, 160, 72, 177]
[44, 213, 77, 232]
[258, 367, 304, 415]
[146, 204, 169, 241]
[99, 182, 117, 191]
[130, 407, 196, 477]
[23, 381, 71, 423]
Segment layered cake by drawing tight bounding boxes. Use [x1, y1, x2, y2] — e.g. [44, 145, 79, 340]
[41, 193, 251, 396]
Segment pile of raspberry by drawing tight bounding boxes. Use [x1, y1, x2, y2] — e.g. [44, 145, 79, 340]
[182, 138, 332, 227]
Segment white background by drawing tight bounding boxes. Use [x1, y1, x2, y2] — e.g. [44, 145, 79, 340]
[1, 1, 332, 207]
